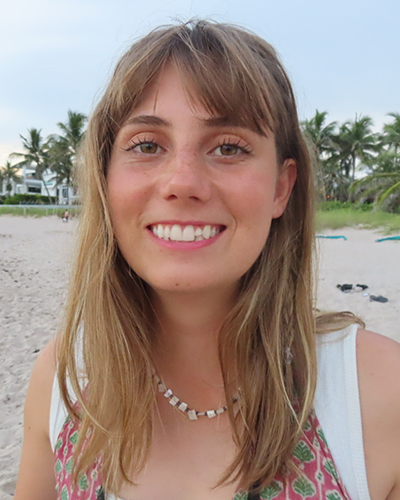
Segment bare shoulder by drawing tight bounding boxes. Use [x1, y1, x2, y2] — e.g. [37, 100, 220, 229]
[35, 337, 58, 373]
[357, 328, 400, 422]
[356, 328, 400, 499]
[357, 328, 400, 396]
[28, 338, 58, 425]
[14, 338, 58, 500]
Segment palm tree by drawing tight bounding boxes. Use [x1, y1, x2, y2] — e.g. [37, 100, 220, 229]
[349, 114, 400, 212]
[337, 115, 377, 182]
[350, 150, 400, 212]
[382, 112, 400, 166]
[0, 161, 22, 197]
[11, 128, 52, 203]
[56, 110, 86, 157]
[302, 110, 337, 157]
[302, 110, 339, 201]
[48, 111, 86, 203]
[48, 138, 74, 203]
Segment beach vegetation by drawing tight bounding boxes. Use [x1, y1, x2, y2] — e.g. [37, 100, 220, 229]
[382, 112, 400, 157]
[0, 205, 81, 217]
[336, 115, 377, 183]
[318, 200, 373, 212]
[48, 111, 87, 204]
[10, 128, 53, 203]
[316, 207, 400, 233]
[348, 113, 400, 213]
[303, 111, 400, 213]
[3, 193, 57, 204]
[0, 160, 22, 197]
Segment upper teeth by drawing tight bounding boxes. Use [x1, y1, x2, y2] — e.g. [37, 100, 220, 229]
[151, 224, 219, 242]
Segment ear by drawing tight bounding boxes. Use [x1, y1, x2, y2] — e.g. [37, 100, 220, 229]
[272, 159, 297, 219]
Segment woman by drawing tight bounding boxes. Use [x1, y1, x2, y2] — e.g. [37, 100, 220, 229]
[15, 20, 400, 500]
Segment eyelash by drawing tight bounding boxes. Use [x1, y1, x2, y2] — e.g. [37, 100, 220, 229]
[123, 137, 158, 152]
[122, 137, 253, 156]
[215, 138, 252, 155]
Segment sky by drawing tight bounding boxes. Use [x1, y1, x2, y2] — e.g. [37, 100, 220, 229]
[1, 0, 399, 165]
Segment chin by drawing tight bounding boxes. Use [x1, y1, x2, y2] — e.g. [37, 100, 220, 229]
[143, 272, 239, 296]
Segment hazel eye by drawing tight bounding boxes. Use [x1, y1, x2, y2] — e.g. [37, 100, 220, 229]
[212, 140, 252, 157]
[217, 144, 239, 156]
[137, 142, 159, 154]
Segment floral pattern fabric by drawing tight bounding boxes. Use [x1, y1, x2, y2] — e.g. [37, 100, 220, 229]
[54, 408, 351, 500]
[233, 410, 351, 500]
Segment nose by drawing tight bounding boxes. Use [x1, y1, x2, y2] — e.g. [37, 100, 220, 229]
[159, 150, 212, 203]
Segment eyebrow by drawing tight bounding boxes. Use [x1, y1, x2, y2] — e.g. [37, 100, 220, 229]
[123, 114, 260, 133]
[124, 115, 171, 127]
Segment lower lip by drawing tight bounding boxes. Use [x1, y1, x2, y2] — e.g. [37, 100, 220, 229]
[147, 228, 225, 250]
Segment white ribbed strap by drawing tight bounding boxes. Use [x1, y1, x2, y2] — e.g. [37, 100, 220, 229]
[49, 373, 70, 451]
[343, 325, 371, 499]
[314, 324, 371, 500]
[49, 330, 85, 452]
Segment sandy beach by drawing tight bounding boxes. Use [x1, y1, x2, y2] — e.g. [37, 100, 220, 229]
[0, 215, 399, 498]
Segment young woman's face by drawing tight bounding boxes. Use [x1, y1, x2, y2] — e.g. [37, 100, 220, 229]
[107, 65, 296, 297]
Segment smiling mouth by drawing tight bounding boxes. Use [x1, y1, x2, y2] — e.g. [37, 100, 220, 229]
[148, 223, 226, 242]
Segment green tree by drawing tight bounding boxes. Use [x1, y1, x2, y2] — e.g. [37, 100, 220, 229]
[11, 128, 52, 203]
[56, 110, 86, 156]
[350, 150, 400, 212]
[337, 115, 377, 182]
[350, 113, 400, 212]
[302, 110, 339, 201]
[382, 112, 400, 166]
[302, 110, 337, 157]
[0, 161, 22, 197]
[48, 111, 86, 203]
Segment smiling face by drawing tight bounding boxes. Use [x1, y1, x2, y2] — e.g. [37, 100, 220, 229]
[107, 65, 296, 298]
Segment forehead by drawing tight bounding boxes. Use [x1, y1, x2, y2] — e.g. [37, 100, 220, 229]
[123, 63, 270, 135]
[132, 65, 207, 118]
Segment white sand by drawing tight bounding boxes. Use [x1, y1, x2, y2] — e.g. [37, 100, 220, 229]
[316, 228, 400, 339]
[0, 216, 399, 498]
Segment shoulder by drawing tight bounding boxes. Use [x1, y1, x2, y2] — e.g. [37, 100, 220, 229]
[356, 328, 400, 426]
[31, 337, 58, 388]
[25, 338, 58, 438]
[356, 328, 400, 498]
[14, 339, 58, 499]
[356, 328, 400, 399]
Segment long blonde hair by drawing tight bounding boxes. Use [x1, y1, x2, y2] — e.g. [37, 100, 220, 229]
[57, 19, 364, 494]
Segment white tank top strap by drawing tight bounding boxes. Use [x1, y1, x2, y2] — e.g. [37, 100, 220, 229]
[49, 373, 70, 451]
[314, 323, 371, 500]
[49, 330, 86, 451]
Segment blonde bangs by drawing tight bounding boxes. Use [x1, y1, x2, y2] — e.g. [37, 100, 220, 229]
[91, 21, 298, 174]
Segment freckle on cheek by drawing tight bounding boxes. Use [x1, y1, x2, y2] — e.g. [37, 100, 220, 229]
[175, 283, 179, 287]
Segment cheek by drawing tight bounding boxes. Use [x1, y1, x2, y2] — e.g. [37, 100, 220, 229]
[107, 167, 151, 223]
[223, 172, 277, 273]
[225, 170, 277, 227]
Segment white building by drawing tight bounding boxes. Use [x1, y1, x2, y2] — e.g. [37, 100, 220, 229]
[1, 165, 78, 204]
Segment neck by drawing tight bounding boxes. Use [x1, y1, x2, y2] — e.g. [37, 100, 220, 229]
[150, 286, 237, 398]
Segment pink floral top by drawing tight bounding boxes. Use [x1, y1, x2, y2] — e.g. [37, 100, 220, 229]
[54, 408, 351, 500]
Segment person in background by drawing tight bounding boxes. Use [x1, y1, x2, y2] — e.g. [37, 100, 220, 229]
[62, 209, 69, 223]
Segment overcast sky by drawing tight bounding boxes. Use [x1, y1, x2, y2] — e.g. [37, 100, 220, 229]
[1, 0, 399, 165]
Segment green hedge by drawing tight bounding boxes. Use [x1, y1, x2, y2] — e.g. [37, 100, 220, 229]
[317, 201, 373, 212]
[3, 193, 57, 205]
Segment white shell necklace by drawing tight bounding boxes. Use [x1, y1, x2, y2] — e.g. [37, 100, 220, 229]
[154, 374, 239, 420]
